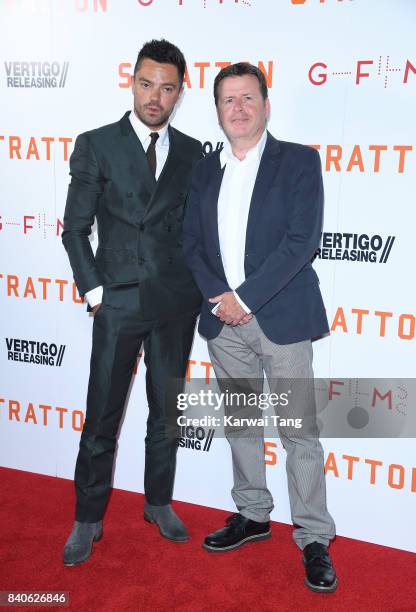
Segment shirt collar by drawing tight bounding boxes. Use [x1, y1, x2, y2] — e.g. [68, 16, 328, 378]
[220, 129, 267, 169]
[129, 109, 169, 148]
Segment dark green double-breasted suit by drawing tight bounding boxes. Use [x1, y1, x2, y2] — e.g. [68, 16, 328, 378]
[62, 111, 202, 521]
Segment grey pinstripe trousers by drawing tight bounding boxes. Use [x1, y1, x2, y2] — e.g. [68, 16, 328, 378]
[207, 317, 336, 549]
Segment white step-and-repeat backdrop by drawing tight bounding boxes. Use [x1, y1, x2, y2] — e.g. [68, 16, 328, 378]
[0, 0, 415, 553]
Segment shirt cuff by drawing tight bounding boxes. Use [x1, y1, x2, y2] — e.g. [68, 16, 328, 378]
[234, 291, 251, 314]
[85, 285, 103, 308]
[211, 301, 221, 315]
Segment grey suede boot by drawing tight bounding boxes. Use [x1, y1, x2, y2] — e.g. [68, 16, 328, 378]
[144, 503, 188, 542]
[63, 520, 103, 566]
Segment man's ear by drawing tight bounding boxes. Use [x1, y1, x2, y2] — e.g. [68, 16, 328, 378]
[216, 107, 222, 128]
[174, 85, 185, 112]
[265, 97, 271, 119]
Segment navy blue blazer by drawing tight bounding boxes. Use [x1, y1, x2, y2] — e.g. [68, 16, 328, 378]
[182, 131, 329, 344]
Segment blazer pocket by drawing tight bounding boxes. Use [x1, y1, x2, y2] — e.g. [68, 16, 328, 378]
[95, 247, 136, 264]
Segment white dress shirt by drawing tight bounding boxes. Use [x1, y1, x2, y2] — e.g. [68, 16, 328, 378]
[215, 130, 267, 315]
[129, 109, 170, 181]
[85, 111, 170, 308]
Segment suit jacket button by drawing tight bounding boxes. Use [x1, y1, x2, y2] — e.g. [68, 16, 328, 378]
[138, 257, 145, 265]
[139, 223, 145, 231]
[168, 257, 173, 264]
[126, 192, 133, 198]
[216, 252, 220, 257]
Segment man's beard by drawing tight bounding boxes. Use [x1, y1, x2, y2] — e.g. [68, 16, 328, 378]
[135, 104, 171, 129]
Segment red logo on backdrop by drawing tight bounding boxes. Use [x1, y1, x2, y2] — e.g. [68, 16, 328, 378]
[324, 451, 416, 492]
[138, 0, 252, 7]
[201, 141, 414, 174]
[132, 356, 214, 379]
[331, 308, 415, 341]
[0, 214, 63, 238]
[1, 136, 412, 174]
[74, 0, 107, 11]
[0, 274, 84, 304]
[309, 57, 416, 88]
[119, 60, 272, 89]
[2, 276, 414, 341]
[310, 143, 413, 174]
[264, 443, 416, 493]
[0, 135, 72, 161]
[4, 0, 108, 13]
[0, 397, 85, 432]
[292, 0, 353, 4]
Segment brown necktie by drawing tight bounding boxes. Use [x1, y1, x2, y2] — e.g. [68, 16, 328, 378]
[146, 132, 159, 177]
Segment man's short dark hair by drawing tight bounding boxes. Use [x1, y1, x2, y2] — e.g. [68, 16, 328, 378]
[214, 62, 268, 106]
[134, 39, 186, 87]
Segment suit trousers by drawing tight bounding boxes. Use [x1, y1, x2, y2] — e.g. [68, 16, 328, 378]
[207, 317, 336, 550]
[74, 284, 197, 522]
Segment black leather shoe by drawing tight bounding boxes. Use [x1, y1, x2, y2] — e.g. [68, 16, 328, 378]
[303, 542, 338, 593]
[203, 513, 271, 552]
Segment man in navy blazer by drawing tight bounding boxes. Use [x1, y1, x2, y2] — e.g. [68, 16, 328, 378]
[183, 63, 337, 593]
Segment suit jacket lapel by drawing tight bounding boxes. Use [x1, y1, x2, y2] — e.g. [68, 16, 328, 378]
[119, 111, 156, 199]
[245, 132, 281, 251]
[142, 125, 187, 221]
[205, 153, 226, 257]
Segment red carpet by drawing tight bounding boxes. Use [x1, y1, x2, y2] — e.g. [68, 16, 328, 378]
[0, 467, 414, 611]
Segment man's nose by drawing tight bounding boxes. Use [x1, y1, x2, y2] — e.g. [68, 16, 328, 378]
[150, 88, 162, 101]
[233, 98, 243, 111]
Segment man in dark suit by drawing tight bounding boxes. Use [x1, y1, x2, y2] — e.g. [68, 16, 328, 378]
[62, 39, 202, 566]
[183, 63, 337, 593]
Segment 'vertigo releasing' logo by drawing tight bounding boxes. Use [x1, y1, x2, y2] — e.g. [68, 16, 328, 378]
[4, 62, 70, 88]
[177, 425, 215, 452]
[6, 338, 66, 367]
[316, 232, 395, 263]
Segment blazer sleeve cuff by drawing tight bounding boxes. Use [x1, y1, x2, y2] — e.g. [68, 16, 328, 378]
[234, 291, 251, 314]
